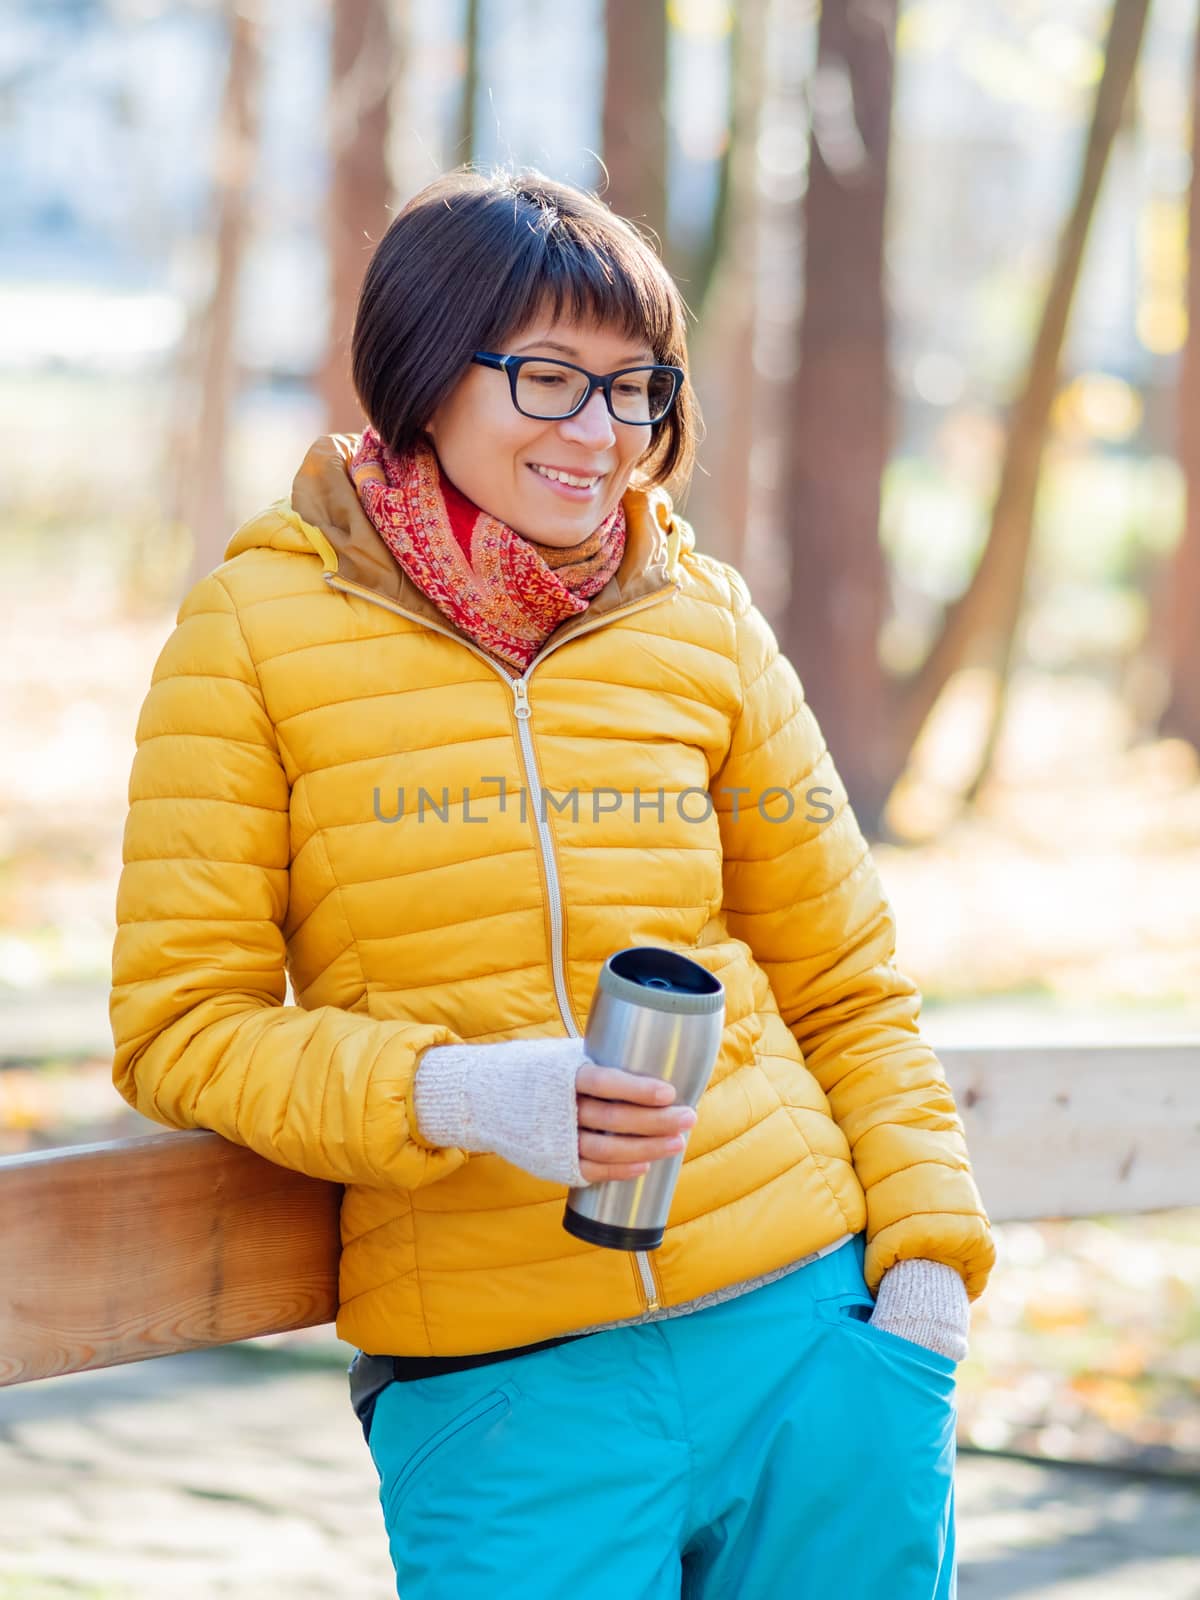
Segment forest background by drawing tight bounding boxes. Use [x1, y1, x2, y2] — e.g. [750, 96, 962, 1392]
[2, 0, 1199, 1485]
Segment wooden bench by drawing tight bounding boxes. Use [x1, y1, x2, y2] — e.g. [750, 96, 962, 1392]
[3, 1043, 1197, 1387]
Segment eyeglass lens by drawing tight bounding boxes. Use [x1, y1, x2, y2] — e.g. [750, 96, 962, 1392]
[515, 361, 674, 423]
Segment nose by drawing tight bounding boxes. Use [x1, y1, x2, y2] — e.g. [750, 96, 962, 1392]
[559, 386, 617, 449]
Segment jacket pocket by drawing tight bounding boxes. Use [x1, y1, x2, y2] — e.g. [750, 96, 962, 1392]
[814, 1294, 958, 1381]
[383, 1381, 520, 1516]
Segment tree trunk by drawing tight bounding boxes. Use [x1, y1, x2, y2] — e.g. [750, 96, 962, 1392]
[684, 0, 768, 561]
[602, 0, 668, 255]
[777, 0, 897, 834]
[889, 0, 1153, 803]
[456, 0, 480, 167]
[180, 0, 262, 595]
[318, 0, 396, 436]
[1158, 12, 1200, 748]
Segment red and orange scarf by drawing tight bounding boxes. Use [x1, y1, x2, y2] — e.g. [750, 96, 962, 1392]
[348, 428, 626, 673]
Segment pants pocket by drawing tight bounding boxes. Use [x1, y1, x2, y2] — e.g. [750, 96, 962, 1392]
[379, 1379, 522, 1518]
[814, 1294, 959, 1382]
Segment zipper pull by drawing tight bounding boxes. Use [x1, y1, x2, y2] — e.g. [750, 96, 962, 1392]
[512, 679, 532, 720]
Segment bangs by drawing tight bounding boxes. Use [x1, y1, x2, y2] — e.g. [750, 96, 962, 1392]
[483, 214, 683, 367]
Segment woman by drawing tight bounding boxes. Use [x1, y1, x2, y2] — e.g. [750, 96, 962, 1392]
[111, 166, 995, 1598]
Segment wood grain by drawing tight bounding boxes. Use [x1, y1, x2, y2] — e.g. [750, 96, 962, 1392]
[0, 1130, 341, 1386]
[946, 1042, 1200, 1221]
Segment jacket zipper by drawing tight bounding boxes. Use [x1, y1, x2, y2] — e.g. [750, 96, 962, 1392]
[633, 1241, 661, 1311]
[323, 570, 672, 1314]
[507, 639, 666, 1315]
[509, 675, 573, 1030]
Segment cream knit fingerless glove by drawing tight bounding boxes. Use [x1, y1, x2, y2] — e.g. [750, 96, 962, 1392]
[871, 1258, 971, 1363]
[413, 1037, 591, 1187]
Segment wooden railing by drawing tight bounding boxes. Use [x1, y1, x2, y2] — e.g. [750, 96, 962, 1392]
[2, 1042, 1197, 1387]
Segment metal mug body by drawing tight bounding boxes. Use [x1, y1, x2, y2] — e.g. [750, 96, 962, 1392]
[562, 947, 725, 1251]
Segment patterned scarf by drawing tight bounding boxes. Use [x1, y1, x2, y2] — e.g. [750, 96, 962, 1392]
[348, 428, 627, 673]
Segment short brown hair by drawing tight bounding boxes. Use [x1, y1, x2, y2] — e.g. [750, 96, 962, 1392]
[351, 165, 701, 496]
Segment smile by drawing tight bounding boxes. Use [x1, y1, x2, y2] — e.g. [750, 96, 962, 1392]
[528, 464, 603, 490]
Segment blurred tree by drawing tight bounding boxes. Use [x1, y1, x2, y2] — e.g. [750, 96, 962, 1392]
[456, 0, 481, 165]
[890, 0, 1153, 810]
[777, 0, 897, 834]
[179, 0, 263, 595]
[666, 0, 738, 324]
[602, 0, 669, 257]
[1158, 10, 1200, 749]
[686, 0, 768, 563]
[318, 0, 397, 434]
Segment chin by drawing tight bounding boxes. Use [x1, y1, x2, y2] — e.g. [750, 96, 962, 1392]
[526, 525, 585, 549]
[517, 506, 599, 548]
[556, 514, 597, 541]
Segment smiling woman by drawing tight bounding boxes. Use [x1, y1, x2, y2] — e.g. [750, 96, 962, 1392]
[109, 162, 995, 1600]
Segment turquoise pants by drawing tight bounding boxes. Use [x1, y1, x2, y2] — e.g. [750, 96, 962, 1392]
[365, 1232, 958, 1598]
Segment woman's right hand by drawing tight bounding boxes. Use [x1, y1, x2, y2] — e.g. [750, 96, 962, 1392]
[574, 1062, 698, 1184]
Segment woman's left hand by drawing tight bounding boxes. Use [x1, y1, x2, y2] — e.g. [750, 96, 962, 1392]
[869, 1259, 971, 1364]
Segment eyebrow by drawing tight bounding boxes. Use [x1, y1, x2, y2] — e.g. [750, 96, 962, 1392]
[514, 337, 655, 365]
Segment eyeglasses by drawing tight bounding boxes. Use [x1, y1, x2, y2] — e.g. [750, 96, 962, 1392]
[471, 351, 684, 426]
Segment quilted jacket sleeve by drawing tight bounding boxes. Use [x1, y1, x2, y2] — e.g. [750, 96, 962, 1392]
[110, 571, 469, 1192]
[711, 566, 995, 1302]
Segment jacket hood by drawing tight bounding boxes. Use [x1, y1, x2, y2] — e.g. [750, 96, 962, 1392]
[224, 434, 694, 630]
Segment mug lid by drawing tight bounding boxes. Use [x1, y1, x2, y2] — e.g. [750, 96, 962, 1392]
[597, 946, 725, 1015]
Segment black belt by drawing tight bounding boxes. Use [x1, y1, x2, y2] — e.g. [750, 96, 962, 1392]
[389, 1326, 593, 1381]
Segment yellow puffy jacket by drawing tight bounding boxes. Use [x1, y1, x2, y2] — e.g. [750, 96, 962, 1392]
[111, 434, 995, 1355]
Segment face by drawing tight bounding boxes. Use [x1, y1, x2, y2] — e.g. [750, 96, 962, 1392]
[424, 311, 658, 548]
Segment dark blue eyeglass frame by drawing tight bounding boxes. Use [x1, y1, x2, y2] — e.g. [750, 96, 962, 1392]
[471, 351, 684, 425]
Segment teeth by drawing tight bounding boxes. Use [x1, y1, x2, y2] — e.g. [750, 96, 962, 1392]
[530, 464, 600, 489]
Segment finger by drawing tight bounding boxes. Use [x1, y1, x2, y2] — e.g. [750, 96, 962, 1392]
[577, 1095, 693, 1136]
[579, 1129, 686, 1162]
[579, 1161, 651, 1183]
[576, 1063, 675, 1104]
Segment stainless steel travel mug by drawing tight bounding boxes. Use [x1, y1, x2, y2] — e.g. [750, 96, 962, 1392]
[562, 946, 725, 1251]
